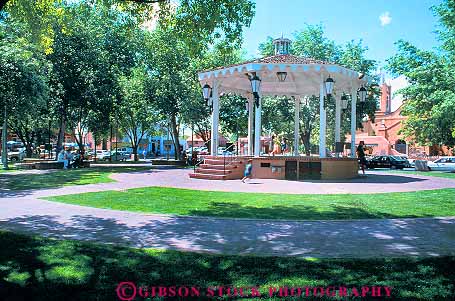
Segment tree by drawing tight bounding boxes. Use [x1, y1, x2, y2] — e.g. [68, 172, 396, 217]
[258, 36, 276, 56]
[144, 28, 193, 160]
[143, 0, 254, 159]
[48, 2, 142, 154]
[117, 67, 157, 160]
[160, 0, 255, 57]
[387, 0, 455, 148]
[0, 21, 50, 158]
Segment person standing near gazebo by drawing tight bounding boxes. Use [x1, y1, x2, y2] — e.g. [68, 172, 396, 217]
[357, 141, 367, 175]
[281, 138, 288, 155]
[270, 134, 281, 156]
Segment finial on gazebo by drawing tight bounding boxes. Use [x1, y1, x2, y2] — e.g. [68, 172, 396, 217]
[273, 36, 291, 55]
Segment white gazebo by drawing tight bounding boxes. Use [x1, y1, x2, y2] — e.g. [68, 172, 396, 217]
[195, 38, 370, 180]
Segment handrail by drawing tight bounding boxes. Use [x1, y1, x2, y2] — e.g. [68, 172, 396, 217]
[223, 144, 238, 175]
[192, 153, 205, 173]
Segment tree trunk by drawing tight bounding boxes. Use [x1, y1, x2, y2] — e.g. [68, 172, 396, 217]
[132, 145, 138, 161]
[300, 131, 311, 155]
[94, 134, 97, 162]
[170, 114, 181, 160]
[57, 117, 65, 157]
[25, 142, 33, 158]
[74, 130, 85, 156]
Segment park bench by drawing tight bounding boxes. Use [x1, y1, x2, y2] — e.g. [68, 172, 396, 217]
[14, 162, 36, 169]
[34, 161, 64, 170]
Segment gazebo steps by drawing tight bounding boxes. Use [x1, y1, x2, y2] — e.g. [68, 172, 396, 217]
[195, 168, 232, 175]
[189, 173, 228, 180]
[189, 155, 246, 180]
[199, 164, 239, 170]
[203, 158, 230, 164]
[203, 159, 245, 165]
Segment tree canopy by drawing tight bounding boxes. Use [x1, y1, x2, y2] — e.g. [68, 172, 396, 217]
[387, 0, 455, 147]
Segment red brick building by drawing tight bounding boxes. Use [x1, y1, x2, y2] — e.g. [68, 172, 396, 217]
[347, 76, 432, 157]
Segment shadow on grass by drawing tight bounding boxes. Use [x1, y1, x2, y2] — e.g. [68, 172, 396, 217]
[0, 225, 454, 300]
[187, 202, 433, 220]
[298, 173, 426, 184]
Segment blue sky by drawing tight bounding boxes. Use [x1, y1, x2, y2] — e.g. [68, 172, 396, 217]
[242, 0, 443, 67]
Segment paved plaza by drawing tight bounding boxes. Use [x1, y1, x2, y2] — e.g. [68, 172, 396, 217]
[0, 168, 454, 258]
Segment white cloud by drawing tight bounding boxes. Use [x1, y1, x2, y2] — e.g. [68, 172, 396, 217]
[379, 12, 392, 26]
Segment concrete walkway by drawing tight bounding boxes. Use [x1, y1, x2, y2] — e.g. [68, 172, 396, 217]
[0, 168, 454, 257]
[3, 169, 455, 198]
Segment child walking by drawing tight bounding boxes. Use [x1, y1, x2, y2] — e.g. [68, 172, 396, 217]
[242, 159, 253, 183]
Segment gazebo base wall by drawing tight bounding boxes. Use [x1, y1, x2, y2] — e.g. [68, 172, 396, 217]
[249, 156, 358, 180]
[190, 156, 359, 180]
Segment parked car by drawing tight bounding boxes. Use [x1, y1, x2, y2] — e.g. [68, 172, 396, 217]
[365, 155, 407, 169]
[185, 147, 199, 155]
[115, 147, 133, 155]
[407, 158, 416, 168]
[94, 150, 111, 161]
[7, 149, 26, 162]
[198, 147, 209, 155]
[427, 156, 455, 171]
[397, 156, 412, 168]
[217, 147, 229, 155]
[110, 150, 129, 161]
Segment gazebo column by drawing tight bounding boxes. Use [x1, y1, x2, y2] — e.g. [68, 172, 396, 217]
[293, 96, 300, 156]
[319, 80, 326, 158]
[247, 95, 254, 156]
[254, 95, 262, 157]
[350, 84, 358, 158]
[335, 94, 341, 156]
[210, 80, 220, 156]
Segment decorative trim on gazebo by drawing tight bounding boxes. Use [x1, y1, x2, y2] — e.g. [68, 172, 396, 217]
[199, 54, 366, 84]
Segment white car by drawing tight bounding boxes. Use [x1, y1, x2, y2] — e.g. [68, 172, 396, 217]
[110, 151, 129, 161]
[7, 150, 26, 162]
[95, 150, 111, 161]
[427, 157, 455, 171]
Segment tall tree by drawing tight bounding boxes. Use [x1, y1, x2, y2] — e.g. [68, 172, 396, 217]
[144, 28, 193, 160]
[117, 66, 158, 160]
[0, 21, 50, 158]
[387, 0, 455, 148]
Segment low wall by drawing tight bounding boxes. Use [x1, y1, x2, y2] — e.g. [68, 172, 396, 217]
[35, 161, 64, 170]
[249, 156, 358, 180]
[321, 158, 358, 180]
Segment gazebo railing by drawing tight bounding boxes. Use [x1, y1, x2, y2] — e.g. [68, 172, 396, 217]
[223, 144, 238, 175]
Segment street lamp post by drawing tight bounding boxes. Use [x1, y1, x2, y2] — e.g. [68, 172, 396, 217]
[2, 103, 8, 169]
[191, 124, 195, 172]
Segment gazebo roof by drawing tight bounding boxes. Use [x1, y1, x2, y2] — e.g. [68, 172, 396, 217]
[198, 54, 370, 97]
[201, 54, 330, 72]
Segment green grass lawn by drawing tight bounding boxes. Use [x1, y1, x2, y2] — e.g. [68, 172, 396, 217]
[0, 167, 151, 191]
[386, 169, 455, 179]
[45, 186, 455, 221]
[0, 163, 19, 173]
[0, 230, 453, 300]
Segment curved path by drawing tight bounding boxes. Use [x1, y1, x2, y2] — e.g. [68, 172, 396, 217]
[0, 168, 454, 258]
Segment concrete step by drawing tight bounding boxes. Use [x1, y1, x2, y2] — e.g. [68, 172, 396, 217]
[189, 173, 227, 180]
[203, 158, 229, 164]
[200, 164, 239, 170]
[195, 168, 232, 175]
